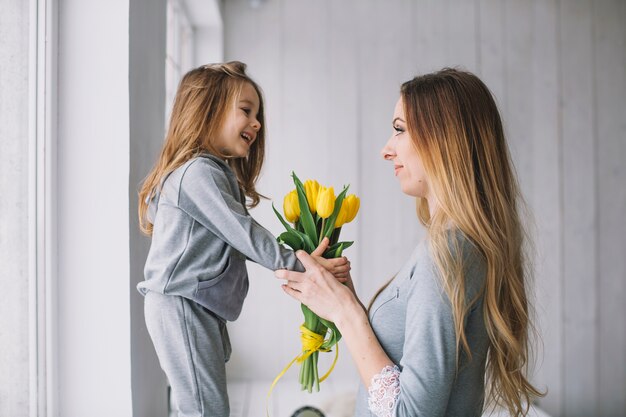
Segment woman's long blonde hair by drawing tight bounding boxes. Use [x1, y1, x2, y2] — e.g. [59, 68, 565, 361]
[400, 68, 544, 415]
[138, 61, 266, 235]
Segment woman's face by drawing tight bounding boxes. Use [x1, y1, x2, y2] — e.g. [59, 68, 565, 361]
[381, 97, 429, 198]
[214, 82, 261, 158]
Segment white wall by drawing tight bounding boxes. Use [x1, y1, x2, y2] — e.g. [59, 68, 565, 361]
[221, 1, 626, 417]
[57, 0, 133, 415]
[0, 0, 31, 415]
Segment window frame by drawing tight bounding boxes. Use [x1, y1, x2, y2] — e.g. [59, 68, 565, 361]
[28, 0, 58, 415]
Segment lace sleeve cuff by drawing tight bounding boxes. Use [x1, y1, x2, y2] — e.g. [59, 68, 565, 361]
[367, 364, 401, 417]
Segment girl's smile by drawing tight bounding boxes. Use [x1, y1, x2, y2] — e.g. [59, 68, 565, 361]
[214, 82, 261, 158]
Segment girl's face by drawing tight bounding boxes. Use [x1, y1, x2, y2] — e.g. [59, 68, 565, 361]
[214, 82, 261, 158]
[381, 97, 429, 198]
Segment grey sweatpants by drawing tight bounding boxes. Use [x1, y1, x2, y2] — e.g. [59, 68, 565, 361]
[144, 291, 232, 417]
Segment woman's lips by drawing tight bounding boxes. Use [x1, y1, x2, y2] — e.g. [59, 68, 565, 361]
[394, 165, 403, 176]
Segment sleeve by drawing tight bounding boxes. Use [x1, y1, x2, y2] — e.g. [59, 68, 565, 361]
[370, 253, 458, 417]
[177, 159, 304, 272]
[368, 365, 402, 416]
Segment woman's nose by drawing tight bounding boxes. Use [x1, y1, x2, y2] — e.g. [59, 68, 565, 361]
[381, 137, 396, 160]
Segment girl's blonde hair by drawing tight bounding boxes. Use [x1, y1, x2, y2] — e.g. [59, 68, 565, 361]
[400, 68, 544, 415]
[138, 61, 266, 235]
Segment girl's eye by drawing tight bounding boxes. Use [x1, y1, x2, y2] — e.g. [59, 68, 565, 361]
[393, 125, 405, 135]
[241, 108, 251, 115]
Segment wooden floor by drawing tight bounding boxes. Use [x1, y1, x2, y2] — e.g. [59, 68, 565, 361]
[229, 378, 357, 417]
[227, 378, 553, 417]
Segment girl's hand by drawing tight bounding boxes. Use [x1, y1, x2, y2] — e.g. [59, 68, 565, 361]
[275, 250, 357, 324]
[310, 237, 351, 282]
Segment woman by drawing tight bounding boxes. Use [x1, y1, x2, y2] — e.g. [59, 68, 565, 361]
[275, 68, 544, 417]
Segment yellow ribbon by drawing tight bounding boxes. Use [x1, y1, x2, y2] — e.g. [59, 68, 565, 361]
[265, 324, 339, 416]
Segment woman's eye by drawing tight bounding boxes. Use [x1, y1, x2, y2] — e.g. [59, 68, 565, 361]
[393, 125, 404, 135]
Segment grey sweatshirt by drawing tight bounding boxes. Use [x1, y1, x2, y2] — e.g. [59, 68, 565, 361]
[137, 154, 303, 322]
[354, 234, 489, 417]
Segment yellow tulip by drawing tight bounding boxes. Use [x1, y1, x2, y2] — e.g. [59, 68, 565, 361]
[335, 194, 360, 228]
[344, 194, 360, 223]
[316, 186, 335, 219]
[335, 203, 348, 228]
[283, 189, 300, 223]
[303, 179, 320, 214]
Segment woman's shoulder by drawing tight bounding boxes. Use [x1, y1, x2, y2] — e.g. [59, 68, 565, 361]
[411, 230, 487, 297]
[418, 230, 485, 266]
[446, 230, 487, 302]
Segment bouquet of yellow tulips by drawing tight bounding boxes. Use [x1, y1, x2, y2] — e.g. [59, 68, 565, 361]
[273, 172, 360, 393]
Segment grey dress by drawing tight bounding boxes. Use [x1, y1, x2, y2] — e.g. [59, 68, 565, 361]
[354, 235, 489, 417]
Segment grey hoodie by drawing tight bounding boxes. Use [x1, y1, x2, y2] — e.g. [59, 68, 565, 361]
[137, 154, 303, 321]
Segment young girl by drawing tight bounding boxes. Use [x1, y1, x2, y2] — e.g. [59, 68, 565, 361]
[277, 68, 544, 416]
[137, 62, 349, 417]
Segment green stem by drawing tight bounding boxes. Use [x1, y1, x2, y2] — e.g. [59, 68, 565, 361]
[302, 358, 310, 390]
[319, 218, 326, 244]
[312, 352, 320, 392]
[306, 358, 313, 393]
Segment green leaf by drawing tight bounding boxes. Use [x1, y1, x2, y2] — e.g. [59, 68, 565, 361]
[330, 227, 341, 245]
[292, 172, 318, 244]
[322, 185, 350, 240]
[273, 203, 296, 232]
[334, 242, 345, 258]
[319, 318, 342, 347]
[301, 304, 318, 330]
[323, 241, 353, 258]
[278, 231, 303, 251]
[300, 232, 316, 253]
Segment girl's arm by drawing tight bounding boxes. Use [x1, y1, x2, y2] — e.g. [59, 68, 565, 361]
[178, 158, 348, 275]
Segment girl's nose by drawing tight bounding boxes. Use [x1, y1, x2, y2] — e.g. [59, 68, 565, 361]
[250, 119, 261, 131]
[381, 137, 396, 160]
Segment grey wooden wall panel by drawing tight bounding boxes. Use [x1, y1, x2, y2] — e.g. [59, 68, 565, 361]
[477, 0, 506, 106]
[414, 0, 448, 73]
[282, 0, 330, 182]
[594, 1, 626, 415]
[222, 0, 296, 380]
[221, 1, 626, 413]
[504, 1, 534, 204]
[531, 0, 562, 414]
[448, 0, 478, 72]
[327, 0, 361, 303]
[560, 0, 599, 415]
[356, 0, 422, 303]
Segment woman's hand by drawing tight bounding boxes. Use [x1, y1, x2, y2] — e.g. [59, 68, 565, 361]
[275, 249, 357, 324]
[278, 249, 393, 390]
[310, 237, 352, 282]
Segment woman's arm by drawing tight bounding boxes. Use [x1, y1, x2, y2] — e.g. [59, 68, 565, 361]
[276, 250, 393, 388]
[277, 246, 471, 417]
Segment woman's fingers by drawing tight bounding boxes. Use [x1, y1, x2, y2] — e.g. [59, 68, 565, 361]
[275, 268, 304, 284]
[281, 284, 303, 302]
[295, 250, 324, 271]
[311, 237, 330, 257]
